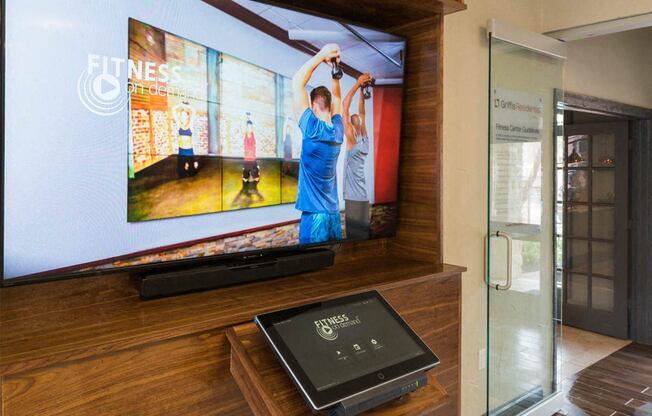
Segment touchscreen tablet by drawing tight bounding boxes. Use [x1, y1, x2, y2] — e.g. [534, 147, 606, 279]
[255, 290, 440, 411]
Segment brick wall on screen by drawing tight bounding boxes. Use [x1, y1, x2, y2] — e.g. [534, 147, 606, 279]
[83, 221, 302, 271]
[152, 110, 171, 156]
[131, 109, 153, 172]
[195, 114, 209, 154]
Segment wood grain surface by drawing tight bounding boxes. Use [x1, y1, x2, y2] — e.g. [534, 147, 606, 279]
[0, 259, 463, 415]
[250, 0, 465, 29]
[227, 323, 449, 416]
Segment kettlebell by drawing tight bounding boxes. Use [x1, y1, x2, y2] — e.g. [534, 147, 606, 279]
[331, 58, 343, 80]
[363, 78, 375, 100]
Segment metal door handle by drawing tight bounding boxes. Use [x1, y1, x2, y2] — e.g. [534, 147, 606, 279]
[487, 231, 513, 290]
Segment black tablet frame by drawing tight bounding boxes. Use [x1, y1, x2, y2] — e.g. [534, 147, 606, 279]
[254, 290, 440, 411]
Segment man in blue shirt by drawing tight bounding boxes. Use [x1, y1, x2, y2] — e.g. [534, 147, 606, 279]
[292, 44, 344, 244]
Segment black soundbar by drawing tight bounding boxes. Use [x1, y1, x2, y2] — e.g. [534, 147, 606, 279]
[138, 248, 334, 299]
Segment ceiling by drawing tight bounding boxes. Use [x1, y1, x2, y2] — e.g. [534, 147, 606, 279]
[232, 0, 406, 81]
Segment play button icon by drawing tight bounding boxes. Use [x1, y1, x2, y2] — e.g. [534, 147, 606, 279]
[92, 73, 120, 101]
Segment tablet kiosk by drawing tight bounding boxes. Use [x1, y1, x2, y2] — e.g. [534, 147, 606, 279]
[254, 290, 440, 414]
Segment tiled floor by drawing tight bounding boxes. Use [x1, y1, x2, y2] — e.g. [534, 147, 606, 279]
[561, 325, 631, 379]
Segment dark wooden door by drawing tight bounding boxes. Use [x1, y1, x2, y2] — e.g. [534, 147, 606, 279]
[563, 122, 628, 338]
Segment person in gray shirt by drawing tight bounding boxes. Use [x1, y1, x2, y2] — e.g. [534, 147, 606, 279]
[342, 73, 373, 240]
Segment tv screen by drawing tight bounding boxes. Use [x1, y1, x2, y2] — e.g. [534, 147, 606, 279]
[2, 0, 405, 282]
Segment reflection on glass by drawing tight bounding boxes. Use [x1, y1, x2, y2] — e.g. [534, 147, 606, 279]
[556, 236, 563, 267]
[555, 203, 563, 235]
[592, 206, 615, 240]
[568, 273, 588, 306]
[592, 277, 614, 312]
[567, 136, 589, 167]
[490, 142, 543, 225]
[568, 170, 589, 202]
[568, 239, 589, 272]
[567, 205, 589, 237]
[556, 169, 564, 202]
[556, 136, 565, 167]
[592, 170, 615, 203]
[592, 241, 615, 276]
[593, 134, 615, 167]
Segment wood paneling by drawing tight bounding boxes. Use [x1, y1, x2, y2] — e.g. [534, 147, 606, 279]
[227, 323, 449, 416]
[3, 331, 250, 416]
[0, 258, 462, 377]
[0, 261, 462, 416]
[391, 17, 445, 264]
[255, 0, 465, 29]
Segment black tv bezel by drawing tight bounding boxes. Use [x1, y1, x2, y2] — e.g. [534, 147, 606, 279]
[0, 0, 406, 287]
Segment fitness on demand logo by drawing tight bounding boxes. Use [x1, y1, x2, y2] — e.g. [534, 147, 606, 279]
[77, 55, 128, 116]
[313, 314, 362, 341]
[77, 54, 191, 116]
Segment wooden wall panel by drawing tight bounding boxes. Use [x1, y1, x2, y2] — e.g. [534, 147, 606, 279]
[382, 273, 461, 415]
[255, 0, 464, 29]
[2, 331, 250, 416]
[391, 17, 445, 264]
[1, 270, 460, 416]
[0, 260, 460, 377]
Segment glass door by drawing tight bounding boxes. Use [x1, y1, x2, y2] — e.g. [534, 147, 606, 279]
[487, 20, 565, 416]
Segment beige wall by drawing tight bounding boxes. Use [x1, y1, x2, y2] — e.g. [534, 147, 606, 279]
[565, 27, 652, 108]
[542, 0, 652, 32]
[442, 1, 543, 414]
[443, 1, 652, 415]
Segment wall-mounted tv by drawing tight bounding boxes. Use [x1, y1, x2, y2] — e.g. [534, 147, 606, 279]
[2, 0, 405, 283]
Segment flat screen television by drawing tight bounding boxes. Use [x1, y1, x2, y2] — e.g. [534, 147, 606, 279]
[1, 0, 405, 284]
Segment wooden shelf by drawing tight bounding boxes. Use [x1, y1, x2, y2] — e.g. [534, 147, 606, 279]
[226, 322, 450, 416]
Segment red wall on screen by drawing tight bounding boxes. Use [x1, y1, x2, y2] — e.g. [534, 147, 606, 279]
[373, 85, 402, 204]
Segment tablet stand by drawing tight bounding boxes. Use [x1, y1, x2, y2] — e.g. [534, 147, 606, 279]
[327, 372, 428, 416]
[226, 323, 449, 416]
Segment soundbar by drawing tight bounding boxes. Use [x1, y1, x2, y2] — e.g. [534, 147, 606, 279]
[138, 248, 334, 299]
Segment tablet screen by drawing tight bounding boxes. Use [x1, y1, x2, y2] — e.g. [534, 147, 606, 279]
[272, 296, 425, 391]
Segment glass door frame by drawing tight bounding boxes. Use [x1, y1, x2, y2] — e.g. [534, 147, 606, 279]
[486, 19, 567, 416]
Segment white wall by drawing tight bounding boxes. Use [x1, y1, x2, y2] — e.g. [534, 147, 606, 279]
[565, 27, 652, 108]
[542, 0, 652, 32]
